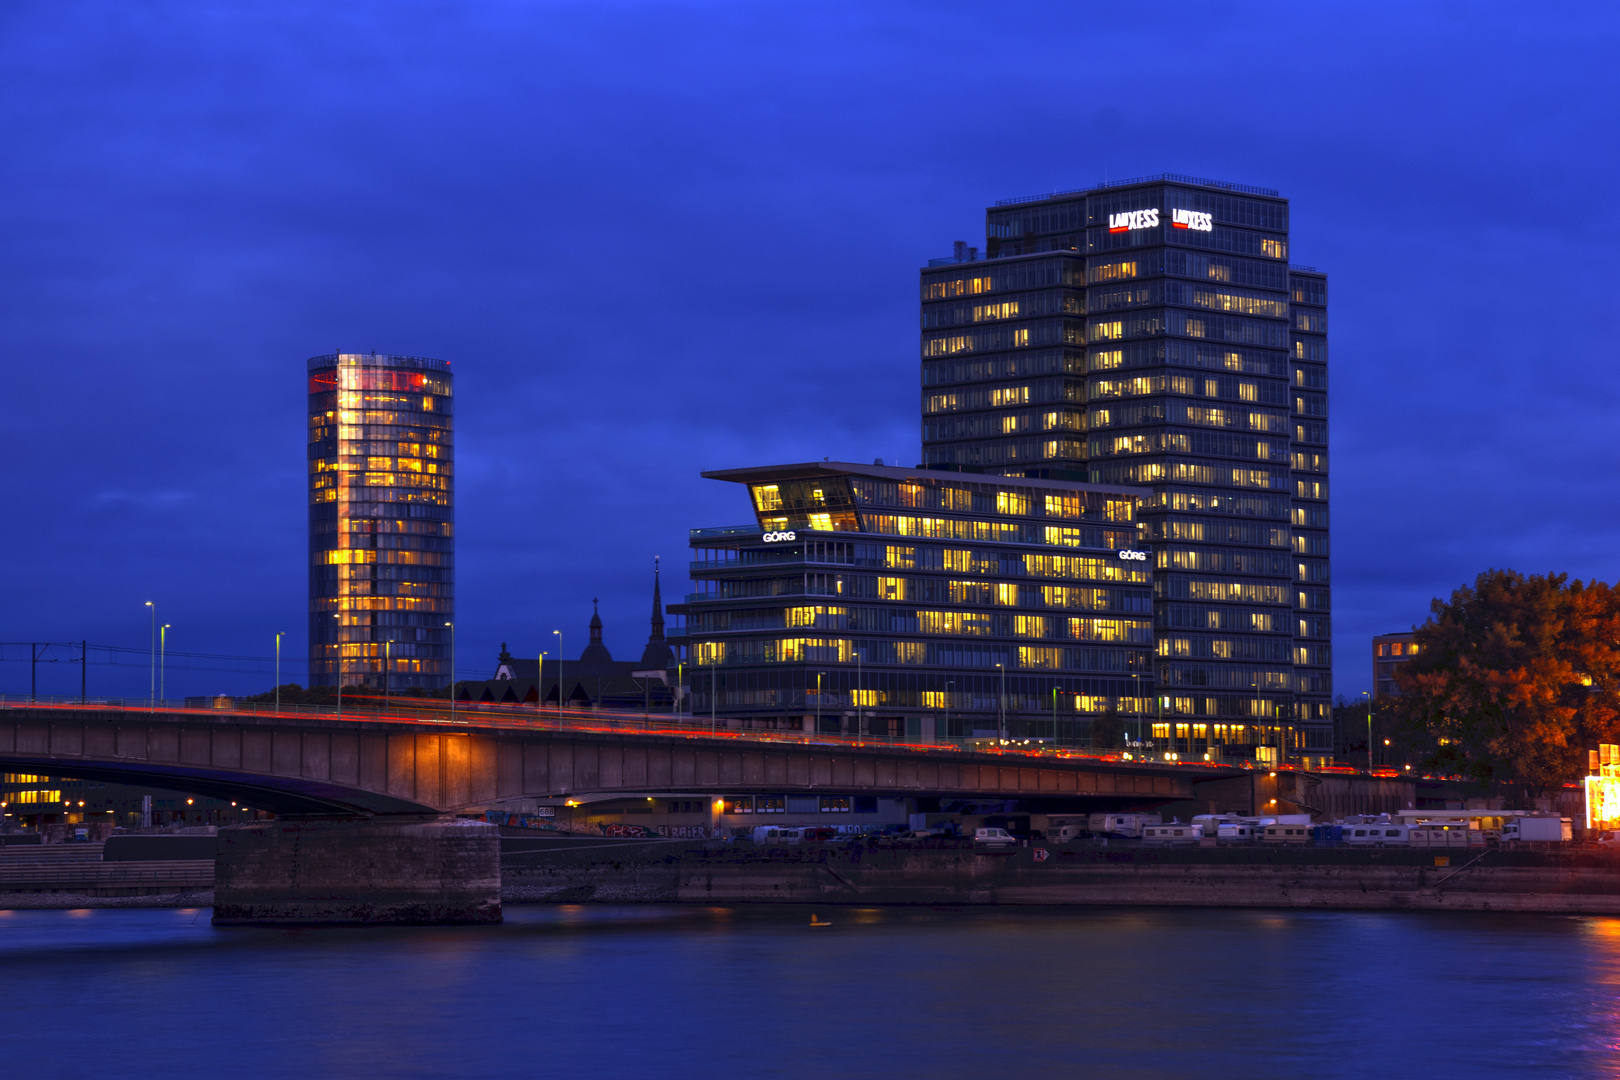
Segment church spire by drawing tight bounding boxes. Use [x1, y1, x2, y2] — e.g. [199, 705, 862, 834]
[639, 555, 675, 670]
[649, 556, 666, 643]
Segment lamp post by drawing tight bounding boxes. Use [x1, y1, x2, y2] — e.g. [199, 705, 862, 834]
[159, 624, 170, 704]
[675, 660, 683, 719]
[537, 651, 547, 723]
[1052, 685, 1059, 741]
[384, 639, 392, 712]
[553, 630, 563, 720]
[445, 621, 455, 724]
[274, 632, 286, 713]
[856, 650, 863, 744]
[945, 680, 955, 743]
[816, 671, 824, 734]
[144, 601, 155, 711]
[995, 662, 1006, 742]
[1361, 690, 1372, 773]
[333, 613, 343, 718]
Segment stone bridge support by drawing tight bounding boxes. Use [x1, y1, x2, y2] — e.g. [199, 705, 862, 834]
[213, 816, 500, 925]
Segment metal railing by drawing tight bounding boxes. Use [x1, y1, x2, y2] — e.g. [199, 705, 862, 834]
[0, 694, 1246, 771]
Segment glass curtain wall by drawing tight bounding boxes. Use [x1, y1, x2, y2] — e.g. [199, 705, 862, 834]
[919, 175, 1330, 757]
[307, 352, 454, 691]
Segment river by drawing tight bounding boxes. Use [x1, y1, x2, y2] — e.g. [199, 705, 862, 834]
[3, 903, 1617, 1078]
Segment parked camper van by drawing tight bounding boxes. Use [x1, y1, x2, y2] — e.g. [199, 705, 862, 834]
[1343, 824, 1410, 847]
[1087, 813, 1162, 839]
[1044, 816, 1089, 843]
[752, 826, 803, 845]
[1261, 823, 1312, 845]
[1216, 822, 1259, 844]
[1141, 823, 1200, 845]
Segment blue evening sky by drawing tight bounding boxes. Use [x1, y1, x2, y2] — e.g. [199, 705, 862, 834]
[2, 1, 1616, 698]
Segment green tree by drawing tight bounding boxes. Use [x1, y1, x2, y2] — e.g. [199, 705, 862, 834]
[1391, 569, 1620, 797]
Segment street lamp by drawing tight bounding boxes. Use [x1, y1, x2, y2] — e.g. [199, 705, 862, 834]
[160, 624, 171, 704]
[1361, 690, 1372, 773]
[144, 601, 156, 710]
[815, 671, 825, 734]
[856, 650, 864, 744]
[995, 662, 1006, 742]
[333, 613, 343, 718]
[946, 680, 955, 742]
[384, 639, 392, 711]
[275, 632, 286, 713]
[538, 650, 547, 723]
[553, 630, 563, 719]
[445, 621, 455, 724]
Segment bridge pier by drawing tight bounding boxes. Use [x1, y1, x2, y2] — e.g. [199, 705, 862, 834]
[213, 816, 500, 925]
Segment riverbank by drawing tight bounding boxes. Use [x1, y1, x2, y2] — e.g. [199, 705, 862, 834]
[9, 839, 1620, 914]
[503, 840, 1620, 914]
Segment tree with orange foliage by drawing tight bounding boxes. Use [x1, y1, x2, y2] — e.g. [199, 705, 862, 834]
[1391, 569, 1620, 797]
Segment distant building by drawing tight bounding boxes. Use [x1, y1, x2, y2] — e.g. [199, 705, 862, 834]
[457, 577, 676, 711]
[307, 351, 454, 691]
[1372, 631, 1419, 697]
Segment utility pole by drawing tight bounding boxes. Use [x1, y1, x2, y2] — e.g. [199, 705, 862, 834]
[80, 640, 86, 704]
[30, 642, 38, 703]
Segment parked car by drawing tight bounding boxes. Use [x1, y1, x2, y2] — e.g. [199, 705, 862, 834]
[751, 826, 803, 845]
[973, 827, 1016, 849]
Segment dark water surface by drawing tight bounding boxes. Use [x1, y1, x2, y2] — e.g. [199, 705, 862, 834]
[4, 903, 1619, 1078]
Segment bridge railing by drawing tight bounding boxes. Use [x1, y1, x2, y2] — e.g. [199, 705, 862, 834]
[0, 694, 1263, 771]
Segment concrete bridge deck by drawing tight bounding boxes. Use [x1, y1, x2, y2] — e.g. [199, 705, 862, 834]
[0, 702, 1224, 816]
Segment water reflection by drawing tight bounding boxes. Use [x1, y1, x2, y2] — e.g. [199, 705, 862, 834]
[0, 905, 1614, 1079]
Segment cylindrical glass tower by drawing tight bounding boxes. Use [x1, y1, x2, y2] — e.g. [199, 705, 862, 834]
[307, 352, 454, 691]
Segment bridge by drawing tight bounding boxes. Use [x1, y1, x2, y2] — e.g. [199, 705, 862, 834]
[0, 701, 1227, 925]
[0, 703, 1210, 814]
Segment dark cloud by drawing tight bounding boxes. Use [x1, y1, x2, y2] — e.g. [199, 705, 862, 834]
[2, 0, 1618, 699]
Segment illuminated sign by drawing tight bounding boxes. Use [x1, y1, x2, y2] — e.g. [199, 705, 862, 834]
[1108, 209, 1159, 233]
[1170, 208, 1213, 232]
[1118, 549, 1149, 562]
[1106, 208, 1214, 234]
[762, 531, 797, 543]
[1587, 743, 1620, 830]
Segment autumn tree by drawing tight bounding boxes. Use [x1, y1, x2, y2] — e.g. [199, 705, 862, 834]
[1391, 569, 1620, 797]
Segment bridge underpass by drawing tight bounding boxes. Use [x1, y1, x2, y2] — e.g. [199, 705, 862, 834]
[0, 704, 1225, 923]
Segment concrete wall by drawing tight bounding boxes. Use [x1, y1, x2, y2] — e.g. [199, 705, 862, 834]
[214, 817, 500, 924]
[502, 843, 1620, 914]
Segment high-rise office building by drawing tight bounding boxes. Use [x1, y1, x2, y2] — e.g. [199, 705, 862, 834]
[668, 461, 1151, 741]
[307, 351, 454, 691]
[919, 173, 1331, 757]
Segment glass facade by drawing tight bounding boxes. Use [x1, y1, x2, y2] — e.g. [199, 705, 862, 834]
[307, 352, 454, 691]
[670, 463, 1153, 742]
[920, 174, 1331, 754]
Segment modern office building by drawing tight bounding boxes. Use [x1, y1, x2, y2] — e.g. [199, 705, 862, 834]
[307, 351, 454, 691]
[918, 173, 1331, 758]
[668, 461, 1154, 742]
[1372, 631, 1418, 698]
